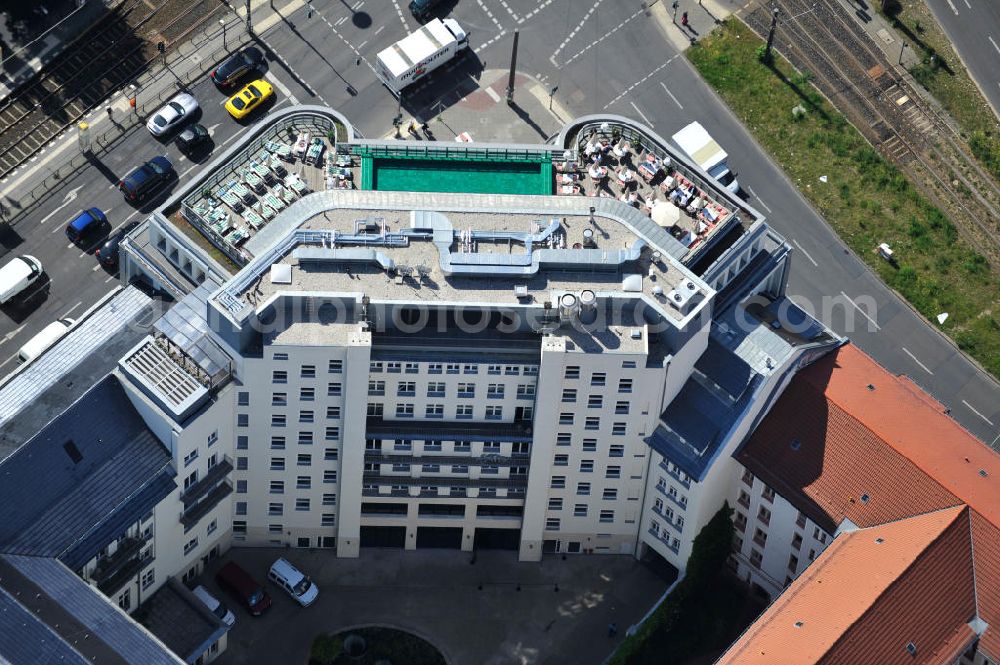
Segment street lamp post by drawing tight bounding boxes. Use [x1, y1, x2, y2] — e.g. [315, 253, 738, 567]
[505, 30, 520, 105]
[548, 85, 558, 112]
[220, 19, 227, 49]
[764, 8, 779, 62]
[898, 41, 907, 66]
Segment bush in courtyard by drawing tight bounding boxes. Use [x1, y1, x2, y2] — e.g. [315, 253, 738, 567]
[310, 634, 343, 664]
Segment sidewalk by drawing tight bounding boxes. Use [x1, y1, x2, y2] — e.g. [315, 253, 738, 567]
[0, 0, 114, 103]
[649, 0, 744, 52]
[383, 70, 574, 145]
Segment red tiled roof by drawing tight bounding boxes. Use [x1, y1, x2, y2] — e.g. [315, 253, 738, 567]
[729, 343, 1000, 663]
[737, 390, 961, 533]
[718, 506, 976, 665]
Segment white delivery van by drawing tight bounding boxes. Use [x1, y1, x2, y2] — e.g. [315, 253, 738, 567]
[0, 255, 43, 305]
[192, 585, 236, 627]
[268, 558, 318, 607]
[376, 18, 468, 93]
[671, 122, 741, 195]
[17, 318, 74, 365]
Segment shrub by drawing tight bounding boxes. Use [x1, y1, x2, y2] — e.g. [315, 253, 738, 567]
[311, 634, 343, 664]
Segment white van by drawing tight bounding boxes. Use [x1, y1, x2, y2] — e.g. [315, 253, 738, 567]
[192, 585, 236, 627]
[17, 318, 74, 365]
[0, 255, 43, 304]
[267, 558, 318, 607]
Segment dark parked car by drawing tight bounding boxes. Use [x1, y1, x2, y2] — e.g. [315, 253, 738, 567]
[118, 156, 173, 204]
[211, 47, 264, 88]
[65, 208, 107, 244]
[175, 123, 210, 156]
[409, 0, 444, 20]
[215, 562, 272, 617]
[95, 220, 140, 268]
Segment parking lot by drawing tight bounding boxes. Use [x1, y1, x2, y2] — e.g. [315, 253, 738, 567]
[204, 547, 670, 665]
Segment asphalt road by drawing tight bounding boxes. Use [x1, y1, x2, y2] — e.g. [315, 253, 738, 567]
[1, 0, 997, 446]
[923, 0, 1000, 119]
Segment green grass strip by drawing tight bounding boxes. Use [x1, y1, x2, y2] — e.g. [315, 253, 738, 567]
[687, 19, 1000, 380]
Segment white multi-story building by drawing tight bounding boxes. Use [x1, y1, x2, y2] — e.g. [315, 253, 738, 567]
[112, 108, 842, 571]
[0, 107, 851, 663]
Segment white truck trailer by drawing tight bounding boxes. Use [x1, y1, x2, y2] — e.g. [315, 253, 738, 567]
[375, 18, 468, 94]
[0, 255, 43, 305]
[671, 121, 741, 195]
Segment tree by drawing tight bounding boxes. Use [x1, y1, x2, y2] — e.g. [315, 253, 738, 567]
[685, 501, 734, 586]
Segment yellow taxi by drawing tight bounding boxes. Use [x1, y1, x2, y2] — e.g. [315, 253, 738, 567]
[224, 79, 274, 120]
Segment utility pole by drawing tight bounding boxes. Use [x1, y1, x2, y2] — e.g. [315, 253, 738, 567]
[505, 29, 519, 105]
[764, 8, 779, 62]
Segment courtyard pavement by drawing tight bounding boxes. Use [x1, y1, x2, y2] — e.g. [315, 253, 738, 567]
[206, 547, 671, 665]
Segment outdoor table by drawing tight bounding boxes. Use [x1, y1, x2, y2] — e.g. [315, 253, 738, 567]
[616, 169, 635, 184]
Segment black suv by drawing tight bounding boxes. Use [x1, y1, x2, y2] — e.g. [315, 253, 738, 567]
[118, 156, 173, 204]
[211, 47, 264, 88]
[409, 0, 444, 21]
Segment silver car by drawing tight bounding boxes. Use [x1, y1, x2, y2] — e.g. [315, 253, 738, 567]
[146, 92, 198, 137]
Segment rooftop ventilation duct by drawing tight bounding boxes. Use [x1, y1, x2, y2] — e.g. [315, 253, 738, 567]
[579, 289, 597, 324]
[559, 293, 579, 321]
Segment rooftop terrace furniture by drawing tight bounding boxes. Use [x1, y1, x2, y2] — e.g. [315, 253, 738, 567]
[265, 140, 292, 161]
[269, 155, 287, 177]
[244, 208, 265, 230]
[285, 173, 308, 195]
[264, 192, 285, 211]
[304, 137, 325, 165]
[293, 132, 310, 160]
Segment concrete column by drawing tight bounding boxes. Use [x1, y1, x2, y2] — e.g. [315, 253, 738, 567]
[335, 328, 371, 558]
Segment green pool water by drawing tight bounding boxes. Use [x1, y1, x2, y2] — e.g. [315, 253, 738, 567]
[366, 157, 552, 195]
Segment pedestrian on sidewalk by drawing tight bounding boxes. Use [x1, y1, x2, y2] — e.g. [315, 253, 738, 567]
[681, 11, 689, 28]
[608, 622, 618, 638]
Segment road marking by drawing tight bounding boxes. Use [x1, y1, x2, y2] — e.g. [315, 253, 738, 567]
[92, 264, 102, 272]
[551, 0, 603, 65]
[105, 274, 116, 283]
[659, 81, 683, 110]
[374, 25, 385, 35]
[268, 70, 298, 105]
[629, 101, 652, 127]
[945, 0, 958, 14]
[962, 400, 995, 426]
[746, 186, 772, 213]
[357, 40, 367, 50]
[791, 238, 818, 266]
[990, 36, 1000, 56]
[901, 347, 934, 375]
[61, 301, 82, 318]
[564, 6, 643, 65]
[0, 325, 24, 347]
[0, 352, 18, 372]
[390, 0, 409, 30]
[602, 56, 677, 109]
[839, 291, 881, 331]
[484, 86, 501, 103]
[335, 15, 348, 26]
[39, 185, 83, 224]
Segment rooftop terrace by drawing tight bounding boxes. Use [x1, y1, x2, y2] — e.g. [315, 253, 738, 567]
[211, 190, 711, 329]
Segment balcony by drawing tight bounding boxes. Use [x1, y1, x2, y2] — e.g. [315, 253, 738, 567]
[362, 472, 527, 489]
[181, 479, 233, 530]
[181, 456, 234, 507]
[363, 451, 531, 468]
[92, 536, 152, 594]
[646, 528, 679, 554]
[658, 461, 691, 489]
[366, 417, 533, 442]
[737, 493, 751, 509]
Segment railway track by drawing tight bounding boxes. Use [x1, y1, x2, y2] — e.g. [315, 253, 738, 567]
[743, 0, 1000, 265]
[0, 0, 226, 182]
